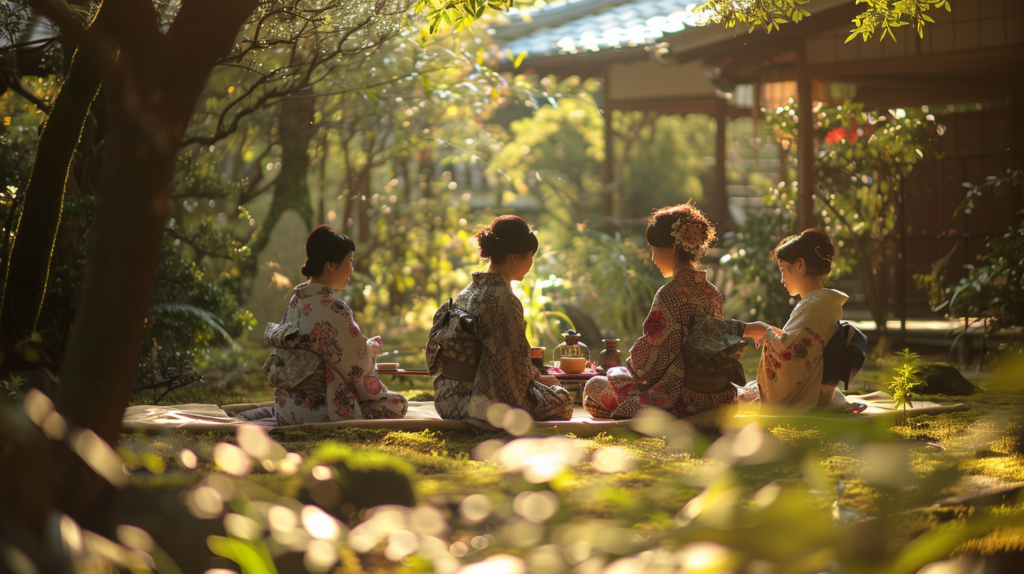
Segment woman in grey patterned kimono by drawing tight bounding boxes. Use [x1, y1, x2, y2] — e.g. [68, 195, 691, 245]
[431, 216, 573, 428]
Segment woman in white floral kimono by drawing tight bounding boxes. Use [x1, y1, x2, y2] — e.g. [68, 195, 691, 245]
[429, 215, 573, 428]
[583, 203, 765, 419]
[740, 229, 855, 413]
[240, 225, 408, 424]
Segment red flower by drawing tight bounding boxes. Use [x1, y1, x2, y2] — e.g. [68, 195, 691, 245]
[801, 337, 813, 347]
[781, 350, 793, 361]
[615, 381, 639, 401]
[363, 375, 383, 396]
[825, 127, 846, 145]
[645, 310, 666, 340]
[677, 288, 691, 301]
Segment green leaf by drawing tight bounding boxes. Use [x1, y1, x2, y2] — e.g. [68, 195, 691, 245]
[207, 536, 279, 574]
[150, 303, 239, 350]
[513, 50, 528, 69]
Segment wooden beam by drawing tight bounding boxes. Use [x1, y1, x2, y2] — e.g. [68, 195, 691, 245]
[491, 45, 651, 79]
[602, 95, 721, 115]
[796, 48, 816, 231]
[753, 81, 761, 166]
[806, 44, 1024, 80]
[673, 2, 862, 66]
[602, 71, 614, 220]
[713, 98, 735, 231]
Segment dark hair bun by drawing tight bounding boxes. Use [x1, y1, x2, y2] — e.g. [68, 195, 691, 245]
[302, 224, 355, 277]
[474, 215, 539, 264]
[771, 228, 834, 276]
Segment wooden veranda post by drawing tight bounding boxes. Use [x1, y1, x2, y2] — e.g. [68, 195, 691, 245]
[601, 71, 614, 223]
[796, 48, 816, 230]
[713, 98, 733, 230]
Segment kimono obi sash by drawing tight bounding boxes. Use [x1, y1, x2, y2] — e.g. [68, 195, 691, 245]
[821, 321, 867, 391]
[680, 316, 748, 394]
[262, 321, 323, 392]
[425, 298, 481, 382]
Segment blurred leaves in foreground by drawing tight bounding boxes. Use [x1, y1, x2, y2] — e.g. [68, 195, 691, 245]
[8, 374, 1024, 573]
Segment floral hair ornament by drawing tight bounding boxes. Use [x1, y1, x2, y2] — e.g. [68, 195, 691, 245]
[670, 216, 711, 256]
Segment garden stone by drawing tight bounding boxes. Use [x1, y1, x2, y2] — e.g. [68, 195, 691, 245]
[916, 363, 979, 396]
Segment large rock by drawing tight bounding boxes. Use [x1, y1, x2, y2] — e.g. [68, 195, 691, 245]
[298, 445, 417, 515]
[916, 363, 979, 395]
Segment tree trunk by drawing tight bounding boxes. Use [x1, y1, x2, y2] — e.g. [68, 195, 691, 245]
[51, 0, 258, 526]
[357, 130, 375, 242]
[245, 92, 317, 272]
[0, 6, 105, 349]
[397, 156, 411, 202]
[317, 129, 328, 225]
[419, 145, 434, 198]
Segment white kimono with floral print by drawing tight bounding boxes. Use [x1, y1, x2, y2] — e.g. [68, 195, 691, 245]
[756, 288, 848, 413]
[262, 282, 408, 424]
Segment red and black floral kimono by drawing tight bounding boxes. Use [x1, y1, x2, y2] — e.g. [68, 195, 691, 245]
[583, 267, 738, 419]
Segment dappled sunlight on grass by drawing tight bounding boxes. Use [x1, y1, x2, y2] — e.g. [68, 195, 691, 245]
[962, 455, 1024, 484]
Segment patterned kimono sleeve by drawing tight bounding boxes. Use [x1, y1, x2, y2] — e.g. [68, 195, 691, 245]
[626, 287, 684, 381]
[758, 303, 827, 404]
[322, 299, 407, 419]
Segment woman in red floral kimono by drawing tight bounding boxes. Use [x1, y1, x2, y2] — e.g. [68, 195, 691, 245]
[240, 225, 408, 424]
[583, 203, 770, 419]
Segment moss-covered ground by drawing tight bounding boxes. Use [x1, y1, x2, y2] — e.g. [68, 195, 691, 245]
[117, 343, 1024, 569]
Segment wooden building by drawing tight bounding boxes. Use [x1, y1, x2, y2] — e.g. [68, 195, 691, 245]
[492, 0, 1024, 323]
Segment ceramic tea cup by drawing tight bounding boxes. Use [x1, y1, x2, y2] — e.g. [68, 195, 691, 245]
[559, 356, 587, 374]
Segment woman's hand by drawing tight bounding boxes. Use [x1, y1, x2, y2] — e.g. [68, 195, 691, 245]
[367, 336, 383, 358]
[743, 322, 769, 340]
[743, 322, 781, 348]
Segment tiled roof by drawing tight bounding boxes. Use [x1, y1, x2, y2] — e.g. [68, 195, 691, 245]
[495, 0, 700, 59]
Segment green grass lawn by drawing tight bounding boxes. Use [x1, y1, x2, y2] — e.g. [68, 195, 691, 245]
[115, 343, 1024, 571]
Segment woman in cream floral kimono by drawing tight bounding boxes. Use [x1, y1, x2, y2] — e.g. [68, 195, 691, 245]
[740, 229, 852, 413]
[583, 203, 760, 419]
[241, 225, 407, 424]
[429, 215, 573, 428]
